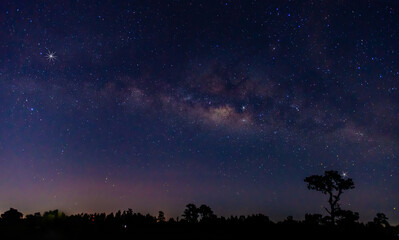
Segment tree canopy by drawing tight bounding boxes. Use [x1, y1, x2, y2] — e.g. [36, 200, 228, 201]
[304, 170, 355, 225]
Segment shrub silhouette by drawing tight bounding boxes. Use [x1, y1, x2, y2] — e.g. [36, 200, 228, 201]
[335, 209, 359, 226]
[304, 213, 323, 225]
[43, 209, 66, 221]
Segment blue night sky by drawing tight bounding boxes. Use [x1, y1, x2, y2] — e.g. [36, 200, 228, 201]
[0, 1, 398, 223]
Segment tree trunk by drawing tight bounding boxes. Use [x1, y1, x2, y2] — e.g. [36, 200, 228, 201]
[330, 206, 335, 225]
[328, 191, 335, 225]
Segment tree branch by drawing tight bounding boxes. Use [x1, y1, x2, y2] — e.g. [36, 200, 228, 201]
[324, 207, 331, 215]
[333, 189, 343, 208]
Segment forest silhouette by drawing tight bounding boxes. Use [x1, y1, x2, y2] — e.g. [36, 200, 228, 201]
[0, 171, 397, 239]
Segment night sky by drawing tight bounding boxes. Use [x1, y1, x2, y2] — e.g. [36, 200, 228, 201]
[0, 0, 398, 223]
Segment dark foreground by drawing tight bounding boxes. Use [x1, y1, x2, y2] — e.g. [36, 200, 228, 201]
[1, 220, 398, 240]
[0, 207, 398, 240]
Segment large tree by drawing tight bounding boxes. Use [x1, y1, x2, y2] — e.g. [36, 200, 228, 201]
[1, 208, 23, 223]
[304, 170, 354, 225]
[157, 211, 165, 223]
[182, 204, 199, 223]
[198, 204, 216, 223]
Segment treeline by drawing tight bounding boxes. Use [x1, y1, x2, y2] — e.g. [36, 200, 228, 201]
[1, 171, 397, 239]
[0, 205, 398, 240]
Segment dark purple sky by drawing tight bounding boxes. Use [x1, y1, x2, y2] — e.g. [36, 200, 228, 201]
[0, 0, 398, 223]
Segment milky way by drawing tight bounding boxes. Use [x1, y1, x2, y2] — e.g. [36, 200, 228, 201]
[0, 1, 398, 223]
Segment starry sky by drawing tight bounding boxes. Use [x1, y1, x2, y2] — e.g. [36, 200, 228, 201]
[0, 0, 398, 223]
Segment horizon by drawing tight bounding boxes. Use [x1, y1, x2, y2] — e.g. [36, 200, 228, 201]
[1, 204, 398, 226]
[0, 0, 398, 225]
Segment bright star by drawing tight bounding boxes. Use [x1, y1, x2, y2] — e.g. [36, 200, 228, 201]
[342, 172, 348, 178]
[45, 50, 57, 62]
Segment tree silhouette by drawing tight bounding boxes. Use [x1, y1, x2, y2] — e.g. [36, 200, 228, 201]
[336, 209, 359, 226]
[157, 211, 165, 223]
[373, 213, 390, 228]
[304, 213, 323, 225]
[182, 204, 199, 223]
[1, 208, 23, 223]
[0, 204, 395, 239]
[304, 170, 354, 225]
[43, 209, 66, 221]
[198, 204, 216, 223]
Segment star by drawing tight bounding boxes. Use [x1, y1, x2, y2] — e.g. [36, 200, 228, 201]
[45, 50, 57, 62]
